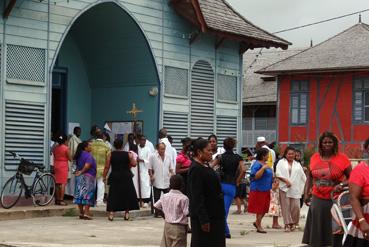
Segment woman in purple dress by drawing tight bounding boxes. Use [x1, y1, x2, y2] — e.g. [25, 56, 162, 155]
[73, 141, 97, 220]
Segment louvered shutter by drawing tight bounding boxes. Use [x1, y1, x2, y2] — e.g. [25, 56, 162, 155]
[216, 116, 237, 144]
[5, 101, 45, 170]
[190, 60, 215, 138]
[163, 112, 189, 150]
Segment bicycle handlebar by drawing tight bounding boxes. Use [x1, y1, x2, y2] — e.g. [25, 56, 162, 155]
[8, 151, 17, 159]
[7, 151, 45, 171]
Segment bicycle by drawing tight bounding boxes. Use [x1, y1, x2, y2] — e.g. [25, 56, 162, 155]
[1, 151, 56, 209]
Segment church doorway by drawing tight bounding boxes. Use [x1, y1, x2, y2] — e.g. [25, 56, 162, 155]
[51, 2, 160, 141]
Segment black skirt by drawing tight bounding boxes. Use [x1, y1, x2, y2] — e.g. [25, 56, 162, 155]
[190, 218, 225, 247]
[302, 196, 333, 247]
[107, 171, 139, 212]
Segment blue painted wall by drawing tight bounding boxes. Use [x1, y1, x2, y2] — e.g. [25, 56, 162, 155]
[91, 85, 158, 143]
[58, 35, 92, 140]
[57, 2, 159, 142]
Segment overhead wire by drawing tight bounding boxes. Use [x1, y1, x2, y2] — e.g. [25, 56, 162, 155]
[246, 8, 369, 70]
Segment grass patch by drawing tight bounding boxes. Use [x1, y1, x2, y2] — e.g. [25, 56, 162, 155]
[62, 208, 78, 217]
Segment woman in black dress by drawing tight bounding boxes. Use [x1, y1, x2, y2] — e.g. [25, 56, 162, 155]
[188, 138, 225, 247]
[102, 138, 139, 221]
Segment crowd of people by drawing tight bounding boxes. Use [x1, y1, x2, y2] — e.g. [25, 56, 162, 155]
[49, 127, 369, 247]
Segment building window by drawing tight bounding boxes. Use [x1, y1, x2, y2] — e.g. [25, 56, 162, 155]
[217, 74, 237, 102]
[353, 77, 369, 123]
[164, 66, 188, 97]
[290, 80, 309, 125]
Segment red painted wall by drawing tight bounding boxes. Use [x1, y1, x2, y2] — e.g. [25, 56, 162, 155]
[278, 71, 369, 158]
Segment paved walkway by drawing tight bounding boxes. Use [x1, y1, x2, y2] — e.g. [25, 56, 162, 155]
[0, 206, 306, 247]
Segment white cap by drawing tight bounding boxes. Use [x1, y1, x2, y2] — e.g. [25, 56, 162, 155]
[257, 136, 266, 142]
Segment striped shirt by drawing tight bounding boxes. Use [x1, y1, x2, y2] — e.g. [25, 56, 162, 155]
[154, 189, 189, 225]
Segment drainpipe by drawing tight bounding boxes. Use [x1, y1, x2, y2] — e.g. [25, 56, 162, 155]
[0, 1, 7, 186]
[46, 0, 51, 169]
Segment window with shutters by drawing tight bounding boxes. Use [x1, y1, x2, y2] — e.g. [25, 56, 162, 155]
[163, 112, 189, 150]
[290, 80, 309, 125]
[216, 116, 237, 144]
[217, 74, 237, 102]
[4, 101, 45, 170]
[353, 77, 369, 123]
[164, 66, 188, 97]
[190, 60, 215, 138]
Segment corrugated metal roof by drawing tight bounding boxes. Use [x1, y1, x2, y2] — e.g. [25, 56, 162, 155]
[258, 23, 369, 75]
[243, 48, 305, 103]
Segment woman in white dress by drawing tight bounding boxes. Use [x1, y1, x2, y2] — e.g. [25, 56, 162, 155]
[276, 146, 306, 232]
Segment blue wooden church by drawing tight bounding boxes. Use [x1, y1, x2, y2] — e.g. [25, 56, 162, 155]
[0, 0, 289, 179]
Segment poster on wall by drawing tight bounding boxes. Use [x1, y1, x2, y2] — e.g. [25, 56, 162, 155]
[68, 122, 80, 135]
[104, 121, 143, 146]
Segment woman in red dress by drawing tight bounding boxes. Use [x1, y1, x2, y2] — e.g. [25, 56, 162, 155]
[53, 134, 71, 205]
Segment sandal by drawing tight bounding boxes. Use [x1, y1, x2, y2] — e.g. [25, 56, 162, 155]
[108, 213, 114, 221]
[290, 224, 296, 231]
[58, 201, 68, 206]
[79, 214, 84, 220]
[272, 225, 282, 229]
[124, 212, 130, 221]
[83, 214, 93, 220]
[232, 210, 242, 215]
[284, 225, 291, 232]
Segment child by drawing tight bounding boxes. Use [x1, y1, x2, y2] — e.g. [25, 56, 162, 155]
[154, 175, 189, 247]
[268, 177, 282, 229]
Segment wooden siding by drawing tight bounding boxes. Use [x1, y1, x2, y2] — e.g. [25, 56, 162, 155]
[278, 71, 369, 157]
[0, 0, 243, 173]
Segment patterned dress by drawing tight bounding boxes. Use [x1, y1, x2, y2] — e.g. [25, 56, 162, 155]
[268, 188, 281, 217]
[73, 151, 96, 206]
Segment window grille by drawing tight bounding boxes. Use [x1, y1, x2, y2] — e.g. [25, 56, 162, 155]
[217, 74, 237, 102]
[164, 66, 188, 97]
[7, 45, 46, 83]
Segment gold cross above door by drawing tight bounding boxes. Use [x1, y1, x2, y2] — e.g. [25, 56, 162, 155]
[127, 103, 142, 121]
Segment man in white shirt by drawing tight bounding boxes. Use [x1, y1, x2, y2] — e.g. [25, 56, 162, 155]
[149, 142, 174, 216]
[256, 136, 276, 167]
[134, 135, 154, 208]
[65, 127, 82, 195]
[158, 128, 177, 172]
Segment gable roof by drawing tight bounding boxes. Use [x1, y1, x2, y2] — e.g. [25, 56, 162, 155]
[243, 48, 305, 103]
[170, 0, 291, 51]
[258, 23, 369, 75]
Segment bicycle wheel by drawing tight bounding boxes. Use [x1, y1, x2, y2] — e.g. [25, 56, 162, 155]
[32, 173, 56, 206]
[1, 175, 23, 209]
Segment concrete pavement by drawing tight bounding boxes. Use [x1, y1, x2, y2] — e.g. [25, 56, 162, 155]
[0, 206, 306, 247]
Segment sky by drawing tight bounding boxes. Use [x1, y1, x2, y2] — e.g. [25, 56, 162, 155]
[227, 0, 369, 48]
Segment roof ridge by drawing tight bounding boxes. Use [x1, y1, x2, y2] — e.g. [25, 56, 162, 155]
[219, 0, 291, 45]
[247, 47, 306, 54]
[258, 22, 369, 73]
[257, 48, 310, 72]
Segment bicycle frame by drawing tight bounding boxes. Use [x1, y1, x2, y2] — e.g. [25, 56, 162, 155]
[16, 170, 42, 199]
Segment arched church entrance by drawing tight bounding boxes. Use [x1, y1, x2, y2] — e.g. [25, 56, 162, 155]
[51, 2, 160, 142]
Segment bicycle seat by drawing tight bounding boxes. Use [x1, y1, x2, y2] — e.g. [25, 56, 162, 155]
[35, 164, 45, 170]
